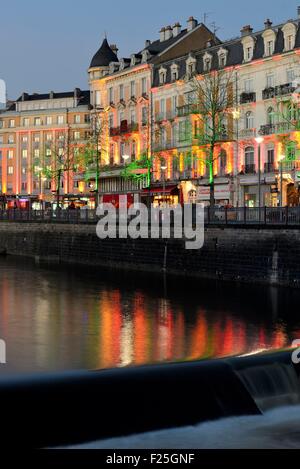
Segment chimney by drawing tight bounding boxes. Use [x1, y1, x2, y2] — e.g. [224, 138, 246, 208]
[187, 16, 198, 31]
[165, 25, 173, 40]
[173, 22, 182, 37]
[160, 27, 166, 42]
[298, 6, 300, 18]
[145, 39, 151, 48]
[264, 19, 272, 29]
[110, 44, 118, 55]
[241, 25, 253, 37]
[49, 91, 54, 99]
[21, 92, 28, 101]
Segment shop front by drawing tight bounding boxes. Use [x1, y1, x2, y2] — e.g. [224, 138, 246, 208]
[196, 181, 232, 206]
[143, 185, 181, 207]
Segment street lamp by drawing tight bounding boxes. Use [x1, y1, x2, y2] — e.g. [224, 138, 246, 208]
[255, 136, 264, 216]
[278, 154, 285, 207]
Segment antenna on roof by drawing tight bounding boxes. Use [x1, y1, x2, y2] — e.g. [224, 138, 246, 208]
[210, 21, 220, 40]
[203, 12, 212, 25]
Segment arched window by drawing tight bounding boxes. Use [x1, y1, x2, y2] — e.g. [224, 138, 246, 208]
[131, 141, 136, 160]
[245, 111, 254, 129]
[267, 107, 275, 125]
[245, 146, 255, 173]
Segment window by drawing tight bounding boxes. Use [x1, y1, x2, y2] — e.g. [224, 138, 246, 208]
[109, 87, 114, 103]
[34, 149, 40, 158]
[142, 107, 148, 125]
[160, 99, 165, 118]
[119, 85, 124, 101]
[159, 69, 167, 85]
[267, 148, 274, 163]
[22, 167, 27, 175]
[120, 142, 125, 157]
[109, 114, 114, 128]
[220, 149, 227, 174]
[34, 117, 41, 126]
[246, 47, 253, 61]
[21, 182, 27, 191]
[244, 79, 254, 93]
[74, 131, 80, 140]
[46, 148, 51, 157]
[46, 116, 52, 125]
[266, 74, 274, 88]
[22, 135, 28, 143]
[22, 149, 28, 159]
[282, 23, 296, 51]
[219, 54, 226, 68]
[245, 146, 255, 168]
[23, 118, 30, 126]
[287, 69, 295, 84]
[132, 141, 136, 159]
[142, 77, 147, 95]
[204, 58, 211, 72]
[57, 115, 64, 124]
[8, 150, 14, 159]
[46, 133, 52, 141]
[288, 35, 294, 50]
[267, 40, 274, 56]
[130, 81, 135, 97]
[33, 134, 40, 142]
[172, 95, 178, 113]
[171, 64, 179, 82]
[8, 166, 14, 175]
[95, 91, 101, 106]
[9, 119, 15, 128]
[8, 135, 14, 144]
[130, 109, 135, 124]
[74, 115, 81, 124]
[119, 111, 125, 125]
[267, 107, 275, 125]
[245, 111, 254, 129]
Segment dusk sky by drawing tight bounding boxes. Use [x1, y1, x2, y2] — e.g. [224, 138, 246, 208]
[1, 0, 299, 99]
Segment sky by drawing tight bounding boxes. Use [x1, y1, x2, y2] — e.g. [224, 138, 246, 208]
[0, 0, 299, 99]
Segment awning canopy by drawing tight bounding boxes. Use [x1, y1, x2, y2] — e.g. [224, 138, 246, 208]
[143, 185, 179, 196]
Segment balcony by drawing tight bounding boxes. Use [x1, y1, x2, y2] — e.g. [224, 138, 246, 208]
[153, 140, 177, 152]
[240, 92, 256, 104]
[239, 128, 256, 139]
[259, 122, 293, 136]
[264, 162, 275, 173]
[110, 120, 139, 136]
[194, 129, 234, 144]
[262, 83, 296, 100]
[241, 164, 256, 174]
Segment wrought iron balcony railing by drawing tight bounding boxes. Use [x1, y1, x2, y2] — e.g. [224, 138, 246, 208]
[240, 92, 256, 104]
[259, 122, 293, 135]
[262, 83, 296, 100]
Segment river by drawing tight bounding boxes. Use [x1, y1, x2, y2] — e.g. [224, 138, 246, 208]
[0, 256, 299, 374]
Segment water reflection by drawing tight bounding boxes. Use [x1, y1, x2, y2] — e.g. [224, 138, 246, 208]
[0, 257, 298, 373]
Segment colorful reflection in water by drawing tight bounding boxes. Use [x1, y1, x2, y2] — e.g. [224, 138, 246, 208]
[0, 257, 299, 373]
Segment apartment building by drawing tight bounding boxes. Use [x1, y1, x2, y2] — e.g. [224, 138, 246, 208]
[151, 8, 300, 207]
[88, 18, 217, 206]
[0, 89, 90, 208]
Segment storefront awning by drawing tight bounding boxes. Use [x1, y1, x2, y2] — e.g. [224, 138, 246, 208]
[143, 185, 179, 196]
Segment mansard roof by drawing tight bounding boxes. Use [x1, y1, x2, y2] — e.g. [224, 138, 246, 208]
[153, 18, 300, 87]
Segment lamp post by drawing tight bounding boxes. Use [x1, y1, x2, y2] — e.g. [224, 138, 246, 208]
[161, 164, 167, 207]
[255, 136, 264, 219]
[278, 155, 285, 207]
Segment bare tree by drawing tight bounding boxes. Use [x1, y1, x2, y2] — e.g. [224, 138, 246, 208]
[35, 130, 81, 208]
[184, 68, 236, 207]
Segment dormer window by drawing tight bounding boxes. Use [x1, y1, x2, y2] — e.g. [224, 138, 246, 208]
[241, 36, 255, 62]
[217, 48, 228, 68]
[159, 67, 167, 85]
[171, 63, 179, 82]
[262, 28, 276, 57]
[282, 22, 297, 51]
[186, 54, 197, 78]
[203, 52, 212, 72]
[142, 50, 151, 63]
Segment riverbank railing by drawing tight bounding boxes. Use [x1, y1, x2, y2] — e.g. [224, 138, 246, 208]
[1, 206, 300, 226]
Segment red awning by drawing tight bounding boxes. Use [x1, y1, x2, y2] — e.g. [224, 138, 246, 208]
[143, 185, 179, 195]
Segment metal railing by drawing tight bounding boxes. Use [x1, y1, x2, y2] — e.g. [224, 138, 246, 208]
[2, 206, 300, 227]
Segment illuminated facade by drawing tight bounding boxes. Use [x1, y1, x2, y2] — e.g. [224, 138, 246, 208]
[88, 18, 217, 205]
[0, 89, 91, 208]
[151, 10, 300, 206]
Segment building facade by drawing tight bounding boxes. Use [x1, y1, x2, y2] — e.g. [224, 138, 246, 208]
[0, 89, 91, 208]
